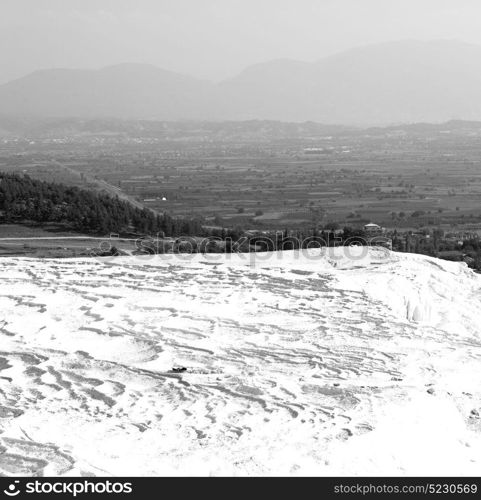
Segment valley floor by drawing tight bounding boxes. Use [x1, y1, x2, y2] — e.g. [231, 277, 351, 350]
[0, 248, 480, 475]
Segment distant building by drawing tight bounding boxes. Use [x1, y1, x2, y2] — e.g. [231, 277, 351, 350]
[364, 222, 382, 233]
[303, 147, 332, 155]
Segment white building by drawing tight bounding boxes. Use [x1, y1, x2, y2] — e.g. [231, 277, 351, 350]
[364, 222, 382, 233]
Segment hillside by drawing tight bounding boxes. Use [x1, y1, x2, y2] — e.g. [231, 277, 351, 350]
[0, 173, 202, 237]
[223, 40, 481, 124]
[0, 248, 480, 475]
[0, 63, 222, 121]
[2, 41, 481, 124]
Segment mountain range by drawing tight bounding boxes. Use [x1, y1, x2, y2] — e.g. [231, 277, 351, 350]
[1, 40, 481, 125]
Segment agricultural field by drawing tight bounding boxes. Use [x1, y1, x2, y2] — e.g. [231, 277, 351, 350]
[1, 120, 481, 234]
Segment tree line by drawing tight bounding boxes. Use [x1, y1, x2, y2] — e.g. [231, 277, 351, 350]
[0, 173, 202, 236]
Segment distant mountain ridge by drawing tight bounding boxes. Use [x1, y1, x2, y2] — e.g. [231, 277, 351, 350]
[2, 40, 481, 125]
[4, 115, 481, 140]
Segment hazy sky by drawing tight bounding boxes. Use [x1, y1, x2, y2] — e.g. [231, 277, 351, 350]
[2, 0, 481, 84]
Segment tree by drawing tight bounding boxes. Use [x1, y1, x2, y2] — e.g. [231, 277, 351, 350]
[0, 173, 203, 238]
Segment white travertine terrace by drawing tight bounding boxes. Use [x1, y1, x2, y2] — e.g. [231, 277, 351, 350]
[0, 248, 480, 476]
